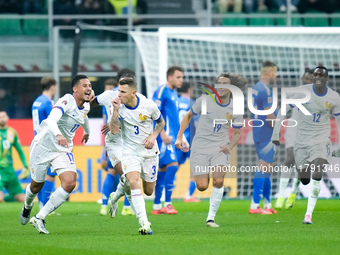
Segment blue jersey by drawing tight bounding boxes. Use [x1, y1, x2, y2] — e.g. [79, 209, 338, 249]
[103, 106, 108, 123]
[252, 81, 277, 142]
[153, 85, 180, 142]
[178, 96, 191, 143]
[32, 94, 54, 135]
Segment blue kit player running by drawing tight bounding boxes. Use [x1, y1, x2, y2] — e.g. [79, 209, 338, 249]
[152, 66, 184, 215]
[32, 77, 58, 211]
[249, 61, 278, 214]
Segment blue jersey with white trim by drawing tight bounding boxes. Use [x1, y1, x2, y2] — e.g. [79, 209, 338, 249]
[153, 85, 180, 142]
[32, 94, 54, 135]
[252, 81, 277, 142]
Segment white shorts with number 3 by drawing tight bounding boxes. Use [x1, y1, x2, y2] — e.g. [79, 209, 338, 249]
[121, 155, 158, 183]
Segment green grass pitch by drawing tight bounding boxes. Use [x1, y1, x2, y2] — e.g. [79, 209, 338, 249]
[1, 199, 340, 255]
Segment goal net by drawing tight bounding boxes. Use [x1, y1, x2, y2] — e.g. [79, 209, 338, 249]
[130, 27, 340, 199]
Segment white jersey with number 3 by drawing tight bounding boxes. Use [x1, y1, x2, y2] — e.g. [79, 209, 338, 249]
[291, 84, 340, 148]
[118, 94, 161, 157]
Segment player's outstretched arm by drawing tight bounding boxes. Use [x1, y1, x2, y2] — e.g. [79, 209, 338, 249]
[175, 109, 193, 151]
[143, 116, 165, 149]
[109, 97, 121, 135]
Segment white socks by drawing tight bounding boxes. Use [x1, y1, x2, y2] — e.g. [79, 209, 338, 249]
[164, 202, 172, 207]
[131, 189, 148, 225]
[36, 186, 70, 220]
[111, 179, 126, 204]
[207, 186, 224, 222]
[25, 184, 37, 209]
[153, 203, 162, 210]
[278, 178, 289, 197]
[291, 177, 300, 194]
[306, 179, 321, 217]
[250, 198, 259, 210]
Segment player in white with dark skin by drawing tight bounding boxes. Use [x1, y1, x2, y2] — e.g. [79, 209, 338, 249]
[20, 74, 92, 234]
[275, 69, 314, 209]
[109, 74, 165, 235]
[175, 73, 247, 227]
[272, 66, 340, 224]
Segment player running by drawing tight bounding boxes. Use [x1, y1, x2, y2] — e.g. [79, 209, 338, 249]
[175, 73, 247, 227]
[109, 74, 165, 234]
[275, 69, 313, 209]
[31, 77, 59, 211]
[20, 74, 92, 234]
[272, 66, 340, 224]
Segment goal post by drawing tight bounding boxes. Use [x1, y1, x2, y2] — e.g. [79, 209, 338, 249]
[131, 26, 340, 98]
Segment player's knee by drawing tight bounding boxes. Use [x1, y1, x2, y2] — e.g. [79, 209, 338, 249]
[30, 183, 43, 194]
[144, 188, 153, 196]
[300, 178, 310, 185]
[196, 183, 208, 191]
[212, 179, 224, 188]
[62, 180, 76, 193]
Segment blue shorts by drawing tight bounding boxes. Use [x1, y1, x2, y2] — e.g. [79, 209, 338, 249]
[176, 148, 189, 165]
[254, 141, 276, 164]
[159, 141, 178, 168]
[47, 168, 57, 177]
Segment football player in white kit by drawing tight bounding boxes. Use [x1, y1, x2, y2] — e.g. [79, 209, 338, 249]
[91, 84, 125, 207]
[91, 74, 139, 217]
[272, 66, 340, 224]
[109, 74, 165, 235]
[20, 75, 92, 234]
[275, 69, 314, 209]
[175, 73, 248, 227]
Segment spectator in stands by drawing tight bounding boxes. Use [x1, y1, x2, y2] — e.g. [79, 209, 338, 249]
[298, 0, 338, 14]
[105, 0, 147, 25]
[0, 0, 21, 14]
[78, 0, 106, 25]
[105, 0, 147, 40]
[22, 0, 44, 14]
[243, 0, 271, 13]
[53, 0, 77, 37]
[215, 0, 243, 13]
[272, 0, 300, 12]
